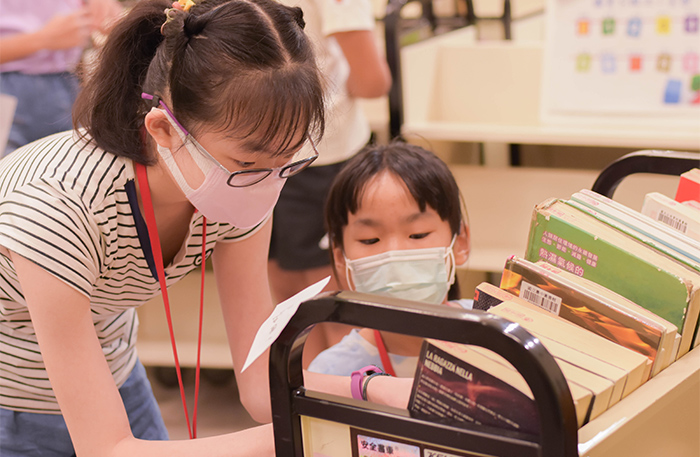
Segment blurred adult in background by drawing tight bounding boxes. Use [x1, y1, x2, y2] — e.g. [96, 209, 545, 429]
[0, 0, 122, 157]
[269, 0, 391, 364]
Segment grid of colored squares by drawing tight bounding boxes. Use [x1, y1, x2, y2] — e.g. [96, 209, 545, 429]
[576, 15, 699, 36]
[575, 53, 699, 73]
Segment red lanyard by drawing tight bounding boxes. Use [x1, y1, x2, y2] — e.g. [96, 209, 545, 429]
[373, 329, 396, 376]
[135, 162, 206, 439]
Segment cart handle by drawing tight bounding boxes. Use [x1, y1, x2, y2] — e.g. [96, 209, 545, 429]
[270, 291, 578, 457]
[592, 150, 700, 198]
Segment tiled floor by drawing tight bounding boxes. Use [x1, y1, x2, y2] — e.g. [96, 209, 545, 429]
[146, 366, 259, 440]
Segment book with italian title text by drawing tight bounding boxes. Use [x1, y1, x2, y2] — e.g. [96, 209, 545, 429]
[408, 338, 542, 435]
[525, 198, 700, 358]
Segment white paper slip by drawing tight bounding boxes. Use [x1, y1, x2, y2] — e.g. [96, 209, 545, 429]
[241, 276, 330, 372]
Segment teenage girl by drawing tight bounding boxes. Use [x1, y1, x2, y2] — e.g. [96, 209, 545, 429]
[0, 0, 328, 455]
[308, 142, 472, 377]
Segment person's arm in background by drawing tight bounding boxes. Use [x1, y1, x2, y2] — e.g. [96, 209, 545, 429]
[0, 8, 92, 64]
[86, 0, 124, 35]
[0, 0, 122, 65]
[334, 29, 392, 98]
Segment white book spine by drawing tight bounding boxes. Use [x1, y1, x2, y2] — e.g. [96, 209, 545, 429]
[641, 192, 700, 243]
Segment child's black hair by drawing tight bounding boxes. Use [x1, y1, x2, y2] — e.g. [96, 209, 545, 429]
[73, 0, 324, 164]
[325, 141, 468, 299]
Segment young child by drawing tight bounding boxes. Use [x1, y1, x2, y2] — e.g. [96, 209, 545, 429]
[307, 142, 472, 377]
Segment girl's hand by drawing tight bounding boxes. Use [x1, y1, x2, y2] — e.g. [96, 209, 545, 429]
[36, 8, 92, 51]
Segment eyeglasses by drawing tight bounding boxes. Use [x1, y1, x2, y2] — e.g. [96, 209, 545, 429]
[224, 140, 319, 188]
[141, 92, 319, 188]
[185, 132, 319, 187]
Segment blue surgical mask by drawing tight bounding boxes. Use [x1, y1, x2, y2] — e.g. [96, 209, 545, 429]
[344, 237, 457, 305]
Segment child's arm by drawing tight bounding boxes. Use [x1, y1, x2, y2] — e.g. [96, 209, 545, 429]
[212, 219, 277, 424]
[303, 370, 413, 409]
[12, 250, 275, 456]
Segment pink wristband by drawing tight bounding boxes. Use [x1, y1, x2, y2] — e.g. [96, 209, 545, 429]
[351, 365, 383, 400]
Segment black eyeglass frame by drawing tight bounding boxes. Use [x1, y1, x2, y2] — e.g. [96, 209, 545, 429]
[223, 140, 319, 188]
[140, 92, 319, 189]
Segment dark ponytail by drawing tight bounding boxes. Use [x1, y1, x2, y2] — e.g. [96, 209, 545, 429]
[73, 0, 170, 163]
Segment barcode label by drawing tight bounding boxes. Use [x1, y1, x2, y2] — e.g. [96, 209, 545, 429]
[520, 281, 562, 315]
[657, 210, 688, 233]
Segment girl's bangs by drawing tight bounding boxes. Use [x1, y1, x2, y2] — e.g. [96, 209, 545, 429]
[214, 69, 323, 155]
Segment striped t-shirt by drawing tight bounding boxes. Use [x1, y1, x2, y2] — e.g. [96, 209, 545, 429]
[0, 131, 263, 413]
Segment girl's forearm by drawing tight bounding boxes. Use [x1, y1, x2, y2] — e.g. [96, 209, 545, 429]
[303, 370, 412, 409]
[113, 423, 275, 457]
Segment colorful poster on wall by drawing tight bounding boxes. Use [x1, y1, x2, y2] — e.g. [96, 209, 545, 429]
[541, 0, 700, 124]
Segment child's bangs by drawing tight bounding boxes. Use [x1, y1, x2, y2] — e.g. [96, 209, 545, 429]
[213, 69, 324, 156]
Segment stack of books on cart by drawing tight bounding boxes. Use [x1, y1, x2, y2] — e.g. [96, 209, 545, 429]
[408, 169, 700, 436]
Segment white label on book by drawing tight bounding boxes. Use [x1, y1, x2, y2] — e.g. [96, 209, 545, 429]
[656, 210, 688, 234]
[520, 281, 562, 315]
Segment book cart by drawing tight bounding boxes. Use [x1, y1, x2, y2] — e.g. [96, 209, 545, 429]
[269, 150, 700, 457]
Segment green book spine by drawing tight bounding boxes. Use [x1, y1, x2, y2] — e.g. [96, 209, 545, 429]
[525, 206, 689, 335]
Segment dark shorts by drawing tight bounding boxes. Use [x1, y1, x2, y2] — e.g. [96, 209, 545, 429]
[270, 160, 348, 271]
[0, 359, 169, 456]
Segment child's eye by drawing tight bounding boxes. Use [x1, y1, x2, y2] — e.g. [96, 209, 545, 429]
[234, 160, 256, 169]
[359, 238, 379, 245]
[409, 232, 431, 240]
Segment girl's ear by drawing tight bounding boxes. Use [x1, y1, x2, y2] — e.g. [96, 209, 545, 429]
[143, 108, 179, 150]
[454, 222, 470, 266]
[332, 244, 351, 290]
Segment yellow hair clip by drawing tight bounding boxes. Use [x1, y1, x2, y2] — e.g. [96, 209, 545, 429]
[178, 0, 196, 11]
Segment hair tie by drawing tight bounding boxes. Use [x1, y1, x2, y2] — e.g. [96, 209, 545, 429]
[161, 1, 197, 34]
[178, 0, 196, 11]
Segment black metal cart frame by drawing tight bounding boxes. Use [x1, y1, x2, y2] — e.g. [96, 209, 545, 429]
[269, 149, 699, 457]
[270, 291, 578, 457]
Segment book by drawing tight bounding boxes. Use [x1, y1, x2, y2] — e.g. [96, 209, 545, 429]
[498, 256, 678, 377]
[526, 198, 700, 357]
[686, 200, 700, 212]
[486, 300, 650, 399]
[675, 168, 700, 204]
[408, 339, 598, 433]
[409, 339, 541, 435]
[569, 189, 700, 267]
[641, 192, 700, 242]
[470, 343, 616, 423]
[474, 282, 628, 403]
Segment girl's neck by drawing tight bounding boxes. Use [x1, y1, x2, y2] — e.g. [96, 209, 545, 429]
[135, 158, 196, 267]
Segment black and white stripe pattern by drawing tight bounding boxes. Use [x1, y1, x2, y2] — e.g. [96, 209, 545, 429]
[0, 131, 259, 413]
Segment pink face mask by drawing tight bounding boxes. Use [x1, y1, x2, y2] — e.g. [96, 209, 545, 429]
[145, 95, 317, 229]
[156, 141, 285, 229]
